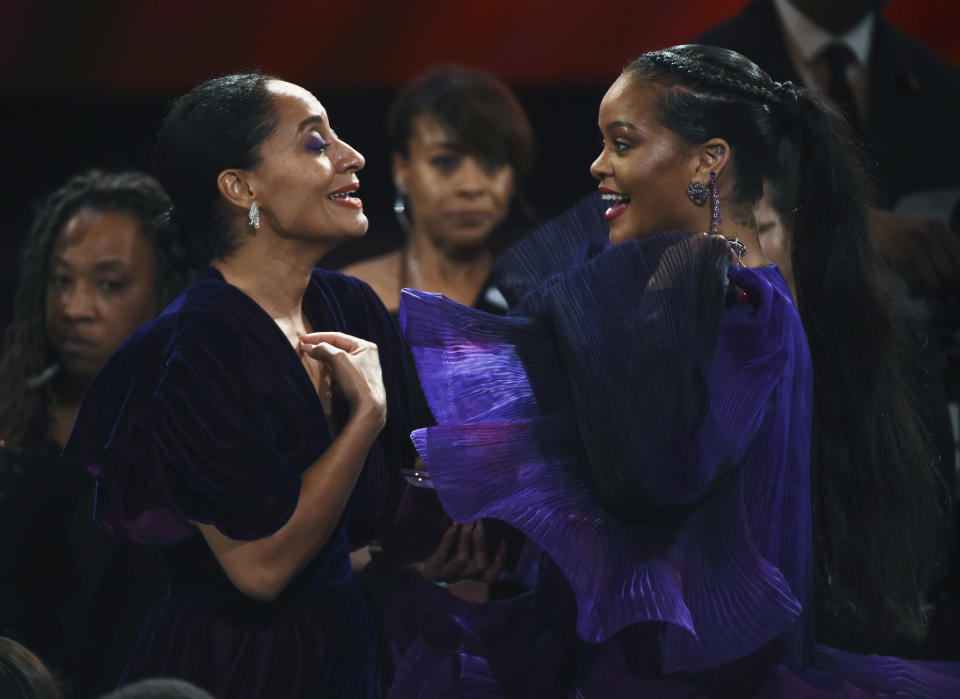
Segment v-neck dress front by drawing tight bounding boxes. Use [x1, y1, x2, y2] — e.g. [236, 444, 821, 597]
[65, 267, 412, 699]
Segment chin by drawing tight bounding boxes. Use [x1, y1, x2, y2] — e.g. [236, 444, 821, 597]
[346, 213, 369, 237]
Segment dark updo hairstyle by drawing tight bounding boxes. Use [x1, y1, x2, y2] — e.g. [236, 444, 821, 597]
[154, 73, 279, 269]
[616, 45, 947, 650]
[0, 169, 181, 447]
[388, 64, 534, 180]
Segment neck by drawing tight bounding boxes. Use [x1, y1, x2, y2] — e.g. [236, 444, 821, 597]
[49, 373, 87, 447]
[717, 207, 770, 268]
[404, 230, 493, 300]
[213, 233, 324, 322]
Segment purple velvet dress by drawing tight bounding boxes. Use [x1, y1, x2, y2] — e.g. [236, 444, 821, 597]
[64, 267, 410, 699]
[396, 196, 960, 697]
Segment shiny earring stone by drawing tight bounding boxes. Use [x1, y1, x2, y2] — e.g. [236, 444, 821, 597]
[248, 202, 260, 230]
[686, 181, 709, 206]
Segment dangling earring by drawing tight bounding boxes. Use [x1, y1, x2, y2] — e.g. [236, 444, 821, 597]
[248, 202, 260, 231]
[709, 172, 721, 235]
[686, 181, 709, 207]
[393, 182, 411, 232]
[710, 172, 746, 265]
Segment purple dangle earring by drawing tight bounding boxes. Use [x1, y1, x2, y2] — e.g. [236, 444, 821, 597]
[710, 172, 746, 265]
[709, 172, 721, 235]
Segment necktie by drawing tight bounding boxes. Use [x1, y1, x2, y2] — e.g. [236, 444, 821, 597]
[820, 43, 862, 129]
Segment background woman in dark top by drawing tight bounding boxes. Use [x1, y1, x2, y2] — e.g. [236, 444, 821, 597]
[0, 169, 180, 697]
[341, 64, 534, 315]
[63, 74, 412, 698]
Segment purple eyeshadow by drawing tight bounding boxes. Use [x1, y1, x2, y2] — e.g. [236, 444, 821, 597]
[306, 133, 329, 151]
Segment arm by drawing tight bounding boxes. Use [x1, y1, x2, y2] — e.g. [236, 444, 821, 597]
[195, 331, 386, 602]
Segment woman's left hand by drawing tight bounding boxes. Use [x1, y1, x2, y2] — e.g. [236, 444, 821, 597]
[414, 520, 507, 585]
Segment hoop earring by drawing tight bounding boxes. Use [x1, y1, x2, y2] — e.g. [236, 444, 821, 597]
[393, 185, 411, 232]
[686, 181, 709, 207]
[248, 202, 260, 231]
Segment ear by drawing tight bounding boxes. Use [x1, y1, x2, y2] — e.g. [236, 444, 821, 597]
[216, 169, 256, 212]
[690, 138, 731, 181]
[392, 152, 409, 192]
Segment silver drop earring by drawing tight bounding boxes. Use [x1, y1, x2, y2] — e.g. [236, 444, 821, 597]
[393, 183, 411, 232]
[248, 202, 260, 231]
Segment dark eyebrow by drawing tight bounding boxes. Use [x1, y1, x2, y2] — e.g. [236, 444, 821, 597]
[49, 256, 129, 271]
[432, 140, 467, 153]
[296, 115, 326, 134]
[93, 260, 129, 272]
[604, 120, 643, 133]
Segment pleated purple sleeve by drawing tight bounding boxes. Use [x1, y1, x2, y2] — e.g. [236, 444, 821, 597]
[399, 218, 813, 673]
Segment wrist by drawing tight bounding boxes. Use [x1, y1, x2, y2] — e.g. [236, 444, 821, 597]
[349, 400, 387, 432]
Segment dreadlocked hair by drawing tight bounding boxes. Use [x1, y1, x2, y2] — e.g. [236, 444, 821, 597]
[624, 45, 946, 648]
[0, 169, 181, 447]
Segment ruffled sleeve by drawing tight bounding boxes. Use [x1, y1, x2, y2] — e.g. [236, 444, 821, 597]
[399, 198, 814, 673]
[65, 284, 323, 546]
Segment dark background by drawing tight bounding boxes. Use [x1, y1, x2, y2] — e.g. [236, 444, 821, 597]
[3, 0, 958, 330]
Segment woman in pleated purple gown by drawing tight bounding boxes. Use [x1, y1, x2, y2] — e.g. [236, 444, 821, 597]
[397, 45, 960, 697]
[64, 74, 412, 698]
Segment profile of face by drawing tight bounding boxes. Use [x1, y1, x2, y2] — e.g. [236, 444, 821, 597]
[394, 113, 515, 249]
[45, 209, 159, 383]
[242, 81, 368, 245]
[591, 74, 714, 245]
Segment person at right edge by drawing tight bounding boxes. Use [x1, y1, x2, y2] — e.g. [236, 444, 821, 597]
[400, 45, 960, 696]
[699, 0, 960, 658]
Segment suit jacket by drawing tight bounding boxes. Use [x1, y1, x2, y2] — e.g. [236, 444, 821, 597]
[698, 0, 960, 207]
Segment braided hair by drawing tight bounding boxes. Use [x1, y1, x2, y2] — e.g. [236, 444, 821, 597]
[625, 45, 946, 649]
[0, 170, 182, 447]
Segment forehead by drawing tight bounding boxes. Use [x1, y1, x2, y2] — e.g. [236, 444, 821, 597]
[265, 80, 326, 132]
[408, 113, 459, 149]
[53, 209, 151, 264]
[599, 74, 659, 124]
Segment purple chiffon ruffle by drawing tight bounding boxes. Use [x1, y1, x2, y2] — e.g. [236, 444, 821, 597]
[400, 226, 814, 674]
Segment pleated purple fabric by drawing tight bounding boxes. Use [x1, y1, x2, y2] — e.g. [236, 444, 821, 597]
[396, 195, 960, 697]
[64, 267, 411, 699]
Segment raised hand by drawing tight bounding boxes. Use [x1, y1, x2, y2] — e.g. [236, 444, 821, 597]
[299, 331, 386, 428]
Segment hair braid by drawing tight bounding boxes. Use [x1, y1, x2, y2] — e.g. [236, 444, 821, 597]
[623, 44, 947, 649]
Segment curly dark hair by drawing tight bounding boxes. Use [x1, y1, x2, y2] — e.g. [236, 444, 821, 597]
[623, 45, 947, 648]
[0, 169, 182, 447]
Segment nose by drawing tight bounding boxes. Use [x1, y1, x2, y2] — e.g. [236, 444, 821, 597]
[455, 157, 489, 196]
[590, 147, 610, 181]
[333, 138, 365, 173]
[60, 281, 97, 322]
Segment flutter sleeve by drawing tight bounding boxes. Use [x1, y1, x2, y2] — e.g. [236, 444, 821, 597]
[65, 295, 315, 546]
[399, 197, 809, 672]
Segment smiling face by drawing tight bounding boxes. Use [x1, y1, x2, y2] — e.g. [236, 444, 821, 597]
[245, 81, 367, 246]
[591, 74, 708, 244]
[395, 113, 515, 251]
[45, 209, 159, 383]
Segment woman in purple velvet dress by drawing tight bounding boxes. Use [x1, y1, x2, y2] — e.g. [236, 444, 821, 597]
[398, 46, 959, 696]
[64, 74, 411, 698]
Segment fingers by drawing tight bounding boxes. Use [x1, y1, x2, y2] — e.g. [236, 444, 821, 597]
[299, 331, 372, 354]
[418, 523, 460, 581]
[415, 520, 508, 585]
[460, 520, 490, 579]
[482, 541, 508, 584]
[299, 340, 340, 362]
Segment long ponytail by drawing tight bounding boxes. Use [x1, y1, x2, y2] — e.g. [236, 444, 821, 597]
[628, 44, 948, 648]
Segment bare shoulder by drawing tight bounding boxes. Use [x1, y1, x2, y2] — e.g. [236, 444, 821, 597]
[339, 251, 401, 310]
